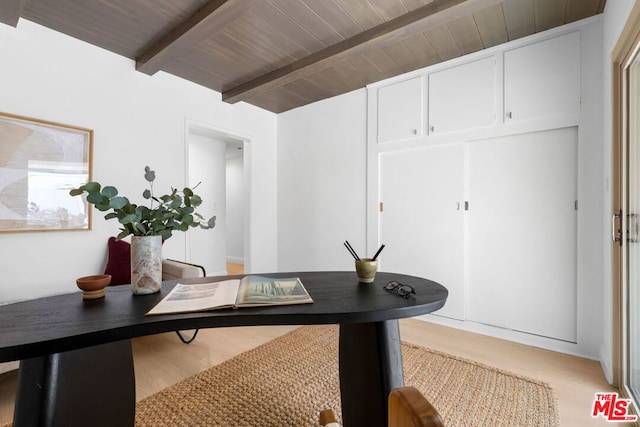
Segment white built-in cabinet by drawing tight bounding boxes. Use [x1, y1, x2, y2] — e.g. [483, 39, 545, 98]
[377, 76, 423, 143]
[466, 128, 578, 342]
[428, 57, 496, 135]
[504, 32, 581, 122]
[372, 29, 584, 343]
[380, 144, 465, 320]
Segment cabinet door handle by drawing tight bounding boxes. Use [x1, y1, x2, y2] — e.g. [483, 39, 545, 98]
[430, 125, 435, 133]
[412, 129, 417, 135]
[612, 211, 622, 244]
[506, 111, 513, 119]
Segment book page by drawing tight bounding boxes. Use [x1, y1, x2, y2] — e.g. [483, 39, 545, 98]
[146, 279, 240, 315]
[235, 276, 313, 306]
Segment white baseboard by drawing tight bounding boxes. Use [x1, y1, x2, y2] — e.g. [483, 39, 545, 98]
[413, 314, 598, 361]
[599, 344, 614, 385]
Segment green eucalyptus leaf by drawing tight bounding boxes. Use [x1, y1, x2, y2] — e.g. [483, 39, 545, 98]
[183, 188, 193, 197]
[109, 196, 129, 209]
[160, 229, 172, 241]
[86, 192, 103, 204]
[144, 167, 156, 183]
[143, 189, 151, 199]
[170, 197, 181, 209]
[104, 212, 118, 220]
[69, 188, 85, 197]
[84, 182, 101, 193]
[116, 229, 130, 240]
[123, 204, 137, 214]
[190, 195, 202, 206]
[135, 223, 147, 234]
[101, 186, 118, 198]
[119, 213, 138, 224]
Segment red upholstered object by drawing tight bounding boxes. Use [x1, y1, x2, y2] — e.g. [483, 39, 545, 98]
[104, 237, 131, 286]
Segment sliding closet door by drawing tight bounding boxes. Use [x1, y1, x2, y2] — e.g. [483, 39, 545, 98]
[466, 128, 578, 342]
[379, 143, 465, 320]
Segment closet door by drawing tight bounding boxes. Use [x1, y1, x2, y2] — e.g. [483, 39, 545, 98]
[380, 144, 465, 320]
[466, 127, 578, 342]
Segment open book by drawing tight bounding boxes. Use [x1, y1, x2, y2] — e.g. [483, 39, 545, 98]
[146, 275, 313, 316]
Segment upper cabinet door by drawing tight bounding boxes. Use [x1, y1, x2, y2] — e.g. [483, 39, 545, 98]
[504, 32, 581, 122]
[428, 57, 496, 135]
[377, 76, 424, 143]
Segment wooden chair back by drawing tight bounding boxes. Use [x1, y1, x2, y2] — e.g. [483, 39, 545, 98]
[319, 386, 444, 427]
[388, 386, 444, 427]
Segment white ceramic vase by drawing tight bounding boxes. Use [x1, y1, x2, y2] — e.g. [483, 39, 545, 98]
[131, 235, 162, 295]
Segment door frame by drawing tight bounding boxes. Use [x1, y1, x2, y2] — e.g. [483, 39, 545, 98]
[612, 0, 640, 391]
[184, 119, 252, 272]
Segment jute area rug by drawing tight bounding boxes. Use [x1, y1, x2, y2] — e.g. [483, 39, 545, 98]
[135, 325, 559, 427]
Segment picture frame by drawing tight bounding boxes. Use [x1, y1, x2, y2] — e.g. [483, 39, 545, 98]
[0, 112, 93, 233]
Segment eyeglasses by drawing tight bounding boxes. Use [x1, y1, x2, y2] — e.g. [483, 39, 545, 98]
[384, 281, 416, 298]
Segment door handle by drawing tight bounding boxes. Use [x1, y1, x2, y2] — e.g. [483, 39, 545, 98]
[613, 211, 622, 244]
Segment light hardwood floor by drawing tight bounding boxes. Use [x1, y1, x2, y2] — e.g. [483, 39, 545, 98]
[0, 265, 628, 426]
[0, 320, 625, 426]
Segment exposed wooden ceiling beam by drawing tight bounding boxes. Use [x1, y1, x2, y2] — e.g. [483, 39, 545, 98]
[0, 0, 26, 27]
[597, 0, 607, 13]
[136, 0, 253, 75]
[223, 0, 503, 104]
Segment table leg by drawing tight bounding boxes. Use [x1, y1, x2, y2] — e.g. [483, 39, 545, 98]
[13, 339, 135, 427]
[339, 320, 404, 427]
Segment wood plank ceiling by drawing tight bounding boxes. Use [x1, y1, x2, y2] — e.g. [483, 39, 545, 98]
[1, 0, 606, 113]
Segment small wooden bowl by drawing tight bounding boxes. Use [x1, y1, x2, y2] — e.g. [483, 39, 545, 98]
[76, 274, 111, 299]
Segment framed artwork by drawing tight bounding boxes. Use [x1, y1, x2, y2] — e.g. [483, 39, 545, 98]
[0, 112, 93, 232]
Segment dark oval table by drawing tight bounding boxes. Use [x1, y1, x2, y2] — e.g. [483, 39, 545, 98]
[0, 271, 447, 427]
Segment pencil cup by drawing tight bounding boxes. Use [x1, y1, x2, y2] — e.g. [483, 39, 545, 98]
[355, 258, 378, 283]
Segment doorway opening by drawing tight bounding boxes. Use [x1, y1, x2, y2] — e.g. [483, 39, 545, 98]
[186, 122, 249, 276]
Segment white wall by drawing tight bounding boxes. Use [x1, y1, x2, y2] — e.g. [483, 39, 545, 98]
[277, 89, 368, 272]
[0, 20, 277, 304]
[226, 155, 244, 264]
[600, 0, 637, 383]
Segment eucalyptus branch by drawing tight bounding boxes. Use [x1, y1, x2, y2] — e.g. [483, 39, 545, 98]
[70, 166, 216, 241]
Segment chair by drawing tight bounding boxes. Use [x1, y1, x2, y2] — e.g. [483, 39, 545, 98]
[319, 386, 444, 427]
[161, 259, 206, 344]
